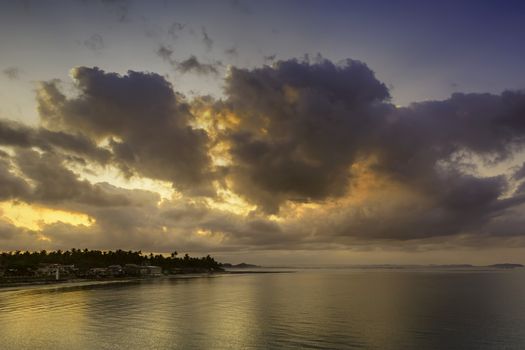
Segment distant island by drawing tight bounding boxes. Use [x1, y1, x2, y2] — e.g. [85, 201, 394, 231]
[428, 264, 524, 269]
[0, 249, 223, 286]
[220, 262, 260, 268]
[353, 264, 524, 270]
[486, 263, 524, 269]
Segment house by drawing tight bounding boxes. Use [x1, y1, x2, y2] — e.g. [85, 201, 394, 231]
[124, 264, 144, 276]
[86, 265, 125, 278]
[36, 264, 77, 278]
[124, 264, 162, 276]
[107, 265, 124, 276]
[87, 267, 110, 278]
[144, 266, 162, 276]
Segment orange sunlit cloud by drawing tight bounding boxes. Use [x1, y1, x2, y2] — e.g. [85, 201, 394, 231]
[0, 201, 94, 230]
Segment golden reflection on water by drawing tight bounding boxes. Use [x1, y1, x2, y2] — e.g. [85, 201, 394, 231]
[0, 288, 89, 348]
[1, 270, 525, 349]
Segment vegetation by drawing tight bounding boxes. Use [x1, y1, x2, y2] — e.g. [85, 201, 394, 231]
[0, 249, 222, 273]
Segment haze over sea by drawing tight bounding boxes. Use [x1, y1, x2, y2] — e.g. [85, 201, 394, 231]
[1, 268, 524, 350]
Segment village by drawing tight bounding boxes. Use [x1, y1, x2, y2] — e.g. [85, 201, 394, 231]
[1, 263, 168, 283]
[0, 249, 224, 285]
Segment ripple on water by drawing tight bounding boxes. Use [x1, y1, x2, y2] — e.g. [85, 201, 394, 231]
[1, 270, 525, 349]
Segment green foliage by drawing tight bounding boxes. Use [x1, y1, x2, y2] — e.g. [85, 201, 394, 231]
[0, 249, 222, 271]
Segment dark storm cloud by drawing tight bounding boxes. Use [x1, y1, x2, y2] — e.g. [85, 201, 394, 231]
[159, 202, 294, 250]
[14, 149, 129, 207]
[0, 119, 33, 146]
[222, 58, 390, 212]
[0, 221, 16, 241]
[346, 90, 525, 240]
[0, 118, 110, 163]
[325, 174, 523, 242]
[0, 140, 164, 213]
[514, 162, 525, 180]
[0, 158, 30, 200]
[367, 91, 525, 235]
[2, 67, 20, 80]
[379, 92, 525, 169]
[4, 57, 525, 252]
[204, 57, 525, 244]
[0, 221, 40, 251]
[36, 67, 214, 194]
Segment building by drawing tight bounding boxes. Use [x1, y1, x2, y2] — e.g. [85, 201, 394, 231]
[124, 264, 162, 276]
[107, 265, 124, 276]
[144, 266, 162, 276]
[87, 267, 110, 278]
[35, 264, 77, 279]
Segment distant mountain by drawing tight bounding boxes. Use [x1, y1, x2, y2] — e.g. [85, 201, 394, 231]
[218, 263, 524, 269]
[486, 263, 524, 269]
[427, 264, 474, 268]
[220, 263, 259, 268]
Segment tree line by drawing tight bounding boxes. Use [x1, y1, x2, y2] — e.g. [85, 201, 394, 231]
[0, 249, 222, 271]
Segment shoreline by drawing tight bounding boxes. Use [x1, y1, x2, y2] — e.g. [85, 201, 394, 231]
[0, 270, 295, 293]
[0, 273, 219, 292]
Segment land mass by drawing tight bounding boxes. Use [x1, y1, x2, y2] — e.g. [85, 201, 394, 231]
[220, 262, 260, 268]
[486, 263, 524, 269]
[0, 249, 223, 286]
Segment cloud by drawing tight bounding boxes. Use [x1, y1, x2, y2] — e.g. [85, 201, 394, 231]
[177, 55, 220, 75]
[36, 66, 215, 194]
[221, 58, 390, 212]
[202, 58, 525, 246]
[0, 118, 111, 163]
[167, 21, 185, 40]
[2, 57, 525, 254]
[263, 54, 276, 63]
[201, 27, 213, 50]
[0, 221, 42, 251]
[156, 46, 220, 76]
[514, 162, 525, 180]
[83, 33, 104, 52]
[0, 146, 133, 208]
[157, 44, 175, 62]
[225, 46, 238, 57]
[98, 0, 132, 22]
[13, 149, 130, 206]
[2, 67, 20, 80]
[0, 157, 31, 201]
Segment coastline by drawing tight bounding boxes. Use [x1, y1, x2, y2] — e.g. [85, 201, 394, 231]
[0, 273, 220, 292]
[0, 270, 295, 293]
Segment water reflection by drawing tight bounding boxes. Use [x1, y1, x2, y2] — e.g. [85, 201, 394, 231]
[1, 270, 524, 349]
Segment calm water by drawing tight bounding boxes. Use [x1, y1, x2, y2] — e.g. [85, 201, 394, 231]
[1, 269, 525, 349]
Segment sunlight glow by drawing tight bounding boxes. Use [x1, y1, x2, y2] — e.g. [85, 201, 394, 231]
[69, 163, 178, 202]
[0, 201, 94, 230]
[206, 181, 256, 216]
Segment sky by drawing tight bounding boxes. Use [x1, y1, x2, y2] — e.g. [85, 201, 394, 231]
[1, 0, 525, 265]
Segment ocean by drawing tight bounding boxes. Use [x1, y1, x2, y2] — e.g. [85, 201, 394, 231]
[1, 268, 524, 349]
